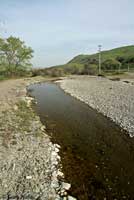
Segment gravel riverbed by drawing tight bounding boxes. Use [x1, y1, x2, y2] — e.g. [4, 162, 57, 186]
[59, 76, 134, 137]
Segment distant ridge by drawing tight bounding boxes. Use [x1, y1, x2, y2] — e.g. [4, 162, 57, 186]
[35, 45, 134, 76]
[68, 45, 134, 64]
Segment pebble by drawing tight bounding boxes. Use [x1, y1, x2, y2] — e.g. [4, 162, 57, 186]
[26, 176, 32, 179]
[68, 196, 77, 200]
[62, 182, 71, 190]
[13, 105, 18, 111]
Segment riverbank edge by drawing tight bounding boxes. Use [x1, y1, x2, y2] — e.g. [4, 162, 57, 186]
[25, 77, 77, 200]
[24, 78, 62, 199]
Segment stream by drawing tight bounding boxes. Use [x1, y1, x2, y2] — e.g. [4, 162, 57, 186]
[28, 82, 134, 200]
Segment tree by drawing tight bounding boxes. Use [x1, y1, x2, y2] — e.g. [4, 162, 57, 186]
[102, 59, 121, 70]
[83, 64, 90, 74]
[0, 36, 34, 76]
[81, 64, 97, 75]
[116, 56, 126, 63]
[125, 56, 134, 63]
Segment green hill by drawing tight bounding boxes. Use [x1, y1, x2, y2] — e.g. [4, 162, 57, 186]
[69, 45, 134, 64]
[34, 45, 134, 77]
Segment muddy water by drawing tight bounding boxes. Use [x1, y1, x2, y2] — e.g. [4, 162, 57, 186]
[28, 82, 134, 200]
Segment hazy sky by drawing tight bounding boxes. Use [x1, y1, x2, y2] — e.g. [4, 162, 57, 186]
[0, 0, 134, 67]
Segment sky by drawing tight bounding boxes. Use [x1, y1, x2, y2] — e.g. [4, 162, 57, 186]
[0, 0, 134, 68]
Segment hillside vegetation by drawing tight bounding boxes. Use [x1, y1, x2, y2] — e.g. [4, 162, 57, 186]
[33, 45, 134, 77]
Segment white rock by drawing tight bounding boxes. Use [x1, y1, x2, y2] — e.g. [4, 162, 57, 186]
[13, 105, 18, 111]
[62, 182, 71, 190]
[68, 196, 77, 200]
[55, 147, 60, 153]
[40, 125, 46, 131]
[57, 170, 64, 177]
[26, 176, 32, 179]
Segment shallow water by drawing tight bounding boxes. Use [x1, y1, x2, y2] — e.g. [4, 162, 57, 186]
[28, 82, 134, 200]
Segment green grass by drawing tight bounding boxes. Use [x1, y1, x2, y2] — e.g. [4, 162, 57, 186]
[0, 75, 7, 81]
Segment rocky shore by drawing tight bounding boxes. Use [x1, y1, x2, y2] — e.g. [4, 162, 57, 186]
[59, 76, 134, 137]
[0, 78, 74, 200]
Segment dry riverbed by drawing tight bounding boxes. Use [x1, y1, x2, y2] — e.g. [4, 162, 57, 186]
[0, 77, 73, 200]
[59, 75, 134, 137]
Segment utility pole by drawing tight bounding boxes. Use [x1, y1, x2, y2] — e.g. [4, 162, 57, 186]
[128, 63, 130, 72]
[118, 63, 121, 73]
[98, 45, 102, 74]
